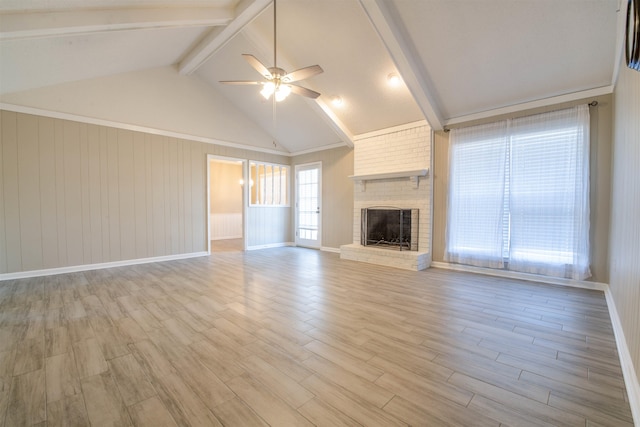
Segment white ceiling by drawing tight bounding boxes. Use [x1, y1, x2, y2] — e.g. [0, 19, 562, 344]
[0, 0, 622, 155]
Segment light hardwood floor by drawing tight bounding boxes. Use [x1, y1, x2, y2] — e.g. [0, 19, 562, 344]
[0, 248, 634, 426]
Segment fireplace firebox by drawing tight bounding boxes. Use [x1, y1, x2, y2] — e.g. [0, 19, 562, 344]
[361, 207, 418, 251]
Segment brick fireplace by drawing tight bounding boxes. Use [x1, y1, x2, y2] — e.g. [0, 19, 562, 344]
[340, 121, 432, 271]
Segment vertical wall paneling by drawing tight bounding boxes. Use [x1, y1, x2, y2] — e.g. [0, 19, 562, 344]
[176, 140, 185, 254]
[0, 110, 295, 274]
[98, 126, 110, 262]
[168, 138, 179, 254]
[182, 141, 193, 253]
[63, 120, 84, 266]
[151, 135, 166, 256]
[163, 137, 171, 253]
[133, 132, 148, 259]
[610, 62, 640, 391]
[54, 119, 68, 266]
[118, 129, 136, 261]
[0, 113, 5, 273]
[0, 115, 7, 274]
[144, 134, 155, 256]
[79, 123, 92, 264]
[106, 127, 121, 261]
[17, 114, 43, 271]
[191, 141, 205, 252]
[87, 125, 103, 263]
[1, 112, 21, 272]
[38, 117, 59, 268]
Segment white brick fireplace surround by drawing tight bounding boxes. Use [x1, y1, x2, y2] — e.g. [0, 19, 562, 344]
[340, 121, 432, 271]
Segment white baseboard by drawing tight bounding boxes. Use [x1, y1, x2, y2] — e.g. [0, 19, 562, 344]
[246, 242, 294, 251]
[321, 247, 341, 254]
[604, 288, 640, 426]
[430, 261, 607, 291]
[211, 235, 243, 241]
[0, 251, 210, 281]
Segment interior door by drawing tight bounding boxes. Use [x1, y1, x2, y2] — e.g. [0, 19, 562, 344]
[295, 162, 322, 249]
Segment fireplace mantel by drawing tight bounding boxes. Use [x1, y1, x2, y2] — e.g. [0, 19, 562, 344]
[349, 168, 429, 190]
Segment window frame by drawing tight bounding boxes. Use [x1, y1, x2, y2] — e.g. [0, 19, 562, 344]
[444, 105, 591, 280]
[248, 161, 290, 207]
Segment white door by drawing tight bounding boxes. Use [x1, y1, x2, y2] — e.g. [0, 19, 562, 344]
[295, 162, 322, 249]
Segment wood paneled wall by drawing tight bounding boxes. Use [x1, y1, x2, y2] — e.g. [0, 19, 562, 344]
[0, 111, 207, 273]
[0, 110, 296, 275]
[610, 63, 640, 386]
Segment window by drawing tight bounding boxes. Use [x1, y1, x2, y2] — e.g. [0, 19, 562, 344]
[445, 105, 591, 280]
[249, 161, 289, 206]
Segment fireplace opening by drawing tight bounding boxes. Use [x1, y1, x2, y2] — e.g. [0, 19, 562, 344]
[361, 207, 418, 251]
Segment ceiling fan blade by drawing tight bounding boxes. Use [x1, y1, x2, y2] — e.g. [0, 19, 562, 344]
[242, 54, 272, 79]
[219, 80, 261, 85]
[288, 84, 321, 99]
[282, 65, 324, 83]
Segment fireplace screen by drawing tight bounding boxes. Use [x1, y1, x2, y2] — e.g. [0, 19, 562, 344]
[361, 207, 418, 251]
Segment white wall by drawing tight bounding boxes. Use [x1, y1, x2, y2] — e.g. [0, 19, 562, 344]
[352, 122, 432, 253]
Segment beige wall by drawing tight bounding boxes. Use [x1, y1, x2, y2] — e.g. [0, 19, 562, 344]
[432, 94, 613, 283]
[0, 111, 207, 272]
[610, 63, 640, 386]
[0, 110, 292, 273]
[200, 141, 291, 248]
[209, 161, 243, 215]
[292, 146, 354, 250]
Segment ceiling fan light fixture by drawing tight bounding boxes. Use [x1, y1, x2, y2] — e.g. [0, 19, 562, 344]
[275, 84, 291, 102]
[220, 0, 322, 103]
[331, 96, 343, 106]
[260, 81, 276, 99]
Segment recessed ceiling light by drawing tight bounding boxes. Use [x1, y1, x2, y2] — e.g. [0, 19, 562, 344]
[331, 96, 343, 106]
[387, 73, 402, 86]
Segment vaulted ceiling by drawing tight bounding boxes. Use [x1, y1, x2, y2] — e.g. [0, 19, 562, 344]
[0, 0, 623, 155]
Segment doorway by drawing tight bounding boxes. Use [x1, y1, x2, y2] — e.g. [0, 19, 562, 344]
[295, 162, 322, 249]
[207, 156, 246, 253]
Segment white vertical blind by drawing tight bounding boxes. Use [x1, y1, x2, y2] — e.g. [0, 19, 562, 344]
[445, 121, 508, 268]
[508, 106, 590, 279]
[445, 105, 591, 280]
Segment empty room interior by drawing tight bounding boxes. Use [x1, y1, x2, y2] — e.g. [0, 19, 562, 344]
[1, 0, 639, 425]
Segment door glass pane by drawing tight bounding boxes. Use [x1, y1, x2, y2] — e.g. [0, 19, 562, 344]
[298, 168, 319, 241]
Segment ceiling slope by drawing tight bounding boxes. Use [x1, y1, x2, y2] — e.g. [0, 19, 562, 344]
[0, 0, 622, 154]
[0, 66, 284, 152]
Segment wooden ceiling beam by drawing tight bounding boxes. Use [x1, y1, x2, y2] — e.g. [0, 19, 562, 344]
[359, 0, 444, 130]
[178, 0, 271, 75]
[0, 7, 233, 41]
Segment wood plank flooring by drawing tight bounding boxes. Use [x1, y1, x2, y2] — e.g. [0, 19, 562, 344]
[0, 247, 634, 426]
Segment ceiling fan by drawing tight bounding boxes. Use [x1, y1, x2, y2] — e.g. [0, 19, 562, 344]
[220, 0, 323, 102]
